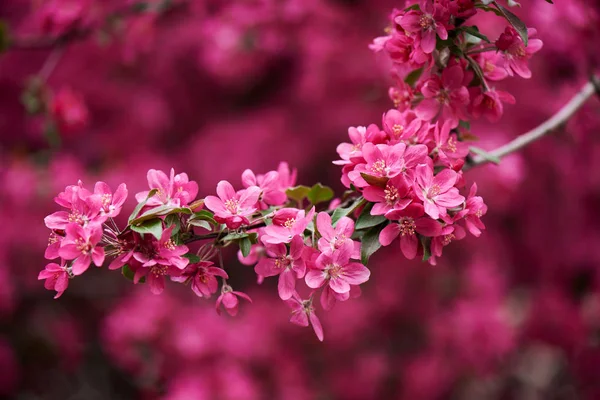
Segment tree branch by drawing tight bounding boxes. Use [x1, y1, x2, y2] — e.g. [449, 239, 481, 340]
[464, 75, 600, 171]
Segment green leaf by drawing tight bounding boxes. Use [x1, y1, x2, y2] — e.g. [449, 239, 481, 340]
[130, 204, 192, 225]
[221, 232, 258, 243]
[474, 4, 504, 16]
[307, 183, 334, 205]
[128, 189, 158, 224]
[122, 264, 145, 283]
[360, 222, 388, 265]
[0, 20, 10, 54]
[470, 146, 501, 165]
[355, 203, 387, 230]
[130, 218, 163, 240]
[188, 210, 217, 229]
[182, 253, 201, 263]
[188, 219, 212, 230]
[286, 185, 311, 203]
[239, 237, 252, 257]
[404, 68, 424, 86]
[461, 26, 490, 43]
[494, 2, 528, 46]
[165, 214, 181, 235]
[360, 173, 388, 188]
[331, 197, 365, 226]
[420, 236, 432, 262]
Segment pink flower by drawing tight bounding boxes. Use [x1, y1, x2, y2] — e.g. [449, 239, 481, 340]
[38, 260, 70, 299]
[215, 285, 252, 316]
[470, 87, 516, 122]
[44, 189, 104, 230]
[348, 142, 429, 188]
[432, 120, 470, 167]
[93, 182, 128, 218]
[496, 27, 543, 79]
[363, 175, 413, 216]
[305, 245, 370, 294]
[456, 183, 488, 237]
[334, 124, 386, 166]
[379, 203, 442, 259]
[415, 65, 470, 127]
[204, 181, 261, 229]
[431, 223, 466, 259]
[388, 81, 415, 111]
[135, 168, 199, 208]
[476, 52, 509, 81]
[382, 109, 423, 143]
[413, 164, 465, 219]
[396, 1, 450, 53]
[261, 207, 315, 244]
[45, 231, 63, 260]
[133, 261, 183, 295]
[316, 212, 360, 258]
[285, 292, 324, 341]
[50, 87, 89, 136]
[58, 223, 105, 275]
[172, 261, 229, 298]
[241, 169, 287, 207]
[135, 226, 189, 270]
[254, 235, 306, 300]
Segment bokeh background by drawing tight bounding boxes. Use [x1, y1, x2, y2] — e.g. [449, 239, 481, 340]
[1, 0, 600, 399]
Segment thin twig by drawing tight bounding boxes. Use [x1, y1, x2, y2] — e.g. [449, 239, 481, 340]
[464, 75, 600, 171]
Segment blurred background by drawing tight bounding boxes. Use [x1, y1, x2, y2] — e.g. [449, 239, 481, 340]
[1, 0, 600, 399]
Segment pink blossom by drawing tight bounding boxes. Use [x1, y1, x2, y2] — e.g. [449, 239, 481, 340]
[432, 120, 470, 167]
[134, 226, 189, 270]
[285, 292, 324, 341]
[135, 168, 199, 208]
[215, 285, 252, 316]
[204, 181, 261, 229]
[363, 175, 413, 216]
[476, 52, 509, 81]
[172, 261, 229, 298]
[415, 65, 470, 127]
[50, 87, 89, 136]
[133, 262, 183, 295]
[254, 235, 306, 300]
[261, 207, 315, 244]
[456, 183, 488, 237]
[388, 81, 415, 111]
[305, 245, 370, 294]
[413, 164, 465, 219]
[379, 204, 442, 259]
[333, 124, 386, 166]
[241, 169, 287, 207]
[38, 260, 70, 299]
[430, 223, 466, 259]
[45, 231, 63, 260]
[382, 109, 423, 143]
[470, 87, 516, 122]
[348, 142, 429, 188]
[93, 182, 128, 218]
[58, 223, 105, 275]
[496, 27, 544, 79]
[396, 1, 450, 54]
[44, 189, 104, 230]
[316, 212, 360, 258]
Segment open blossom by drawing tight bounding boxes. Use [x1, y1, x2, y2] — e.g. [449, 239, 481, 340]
[50, 87, 89, 135]
[58, 223, 105, 275]
[476, 52, 509, 81]
[333, 124, 386, 166]
[44, 189, 104, 230]
[38, 260, 70, 299]
[261, 207, 315, 244]
[242, 169, 287, 207]
[172, 261, 229, 298]
[456, 183, 488, 237]
[94, 182, 128, 218]
[413, 164, 465, 220]
[316, 212, 360, 258]
[416, 65, 470, 127]
[305, 244, 370, 295]
[135, 168, 199, 208]
[379, 204, 442, 259]
[285, 292, 324, 342]
[431, 223, 466, 260]
[496, 27, 543, 79]
[204, 181, 261, 229]
[363, 175, 413, 216]
[388, 80, 415, 111]
[45, 231, 63, 260]
[254, 235, 306, 300]
[348, 142, 429, 187]
[135, 226, 189, 270]
[382, 109, 423, 143]
[432, 120, 470, 168]
[133, 261, 183, 295]
[396, 1, 450, 54]
[470, 87, 516, 123]
[215, 285, 252, 317]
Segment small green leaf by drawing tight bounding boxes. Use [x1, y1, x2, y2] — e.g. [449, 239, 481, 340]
[360, 173, 388, 188]
[130, 218, 163, 240]
[221, 232, 258, 243]
[474, 4, 504, 16]
[165, 214, 181, 235]
[239, 237, 252, 257]
[307, 183, 334, 205]
[188, 210, 217, 228]
[128, 189, 158, 224]
[404, 68, 424, 86]
[182, 253, 201, 263]
[494, 2, 528, 46]
[360, 222, 388, 265]
[286, 185, 311, 203]
[355, 203, 387, 230]
[420, 236, 432, 262]
[470, 146, 501, 165]
[0, 20, 10, 54]
[122, 264, 145, 283]
[130, 204, 191, 225]
[188, 219, 212, 230]
[462, 26, 490, 43]
[331, 197, 365, 226]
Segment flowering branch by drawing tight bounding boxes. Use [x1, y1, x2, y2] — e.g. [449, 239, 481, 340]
[464, 75, 600, 170]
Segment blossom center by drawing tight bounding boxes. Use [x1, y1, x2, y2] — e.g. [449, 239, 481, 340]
[326, 263, 343, 280]
[442, 233, 455, 246]
[370, 159, 389, 176]
[392, 124, 404, 138]
[224, 198, 239, 214]
[384, 184, 399, 205]
[68, 211, 86, 225]
[436, 90, 450, 104]
[475, 210, 483, 218]
[151, 265, 168, 277]
[101, 193, 112, 209]
[446, 136, 457, 153]
[419, 14, 435, 31]
[399, 218, 416, 236]
[427, 184, 441, 198]
[333, 234, 347, 249]
[75, 237, 92, 254]
[163, 239, 176, 251]
[284, 218, 296, 229]
[275, 256, 292, 269]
